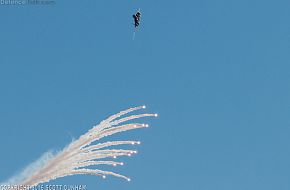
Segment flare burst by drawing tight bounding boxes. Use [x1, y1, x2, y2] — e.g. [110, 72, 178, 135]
[18, 106, 157, 187]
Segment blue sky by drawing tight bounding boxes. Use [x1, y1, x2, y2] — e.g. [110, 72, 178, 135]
[0, 0, 290, 189]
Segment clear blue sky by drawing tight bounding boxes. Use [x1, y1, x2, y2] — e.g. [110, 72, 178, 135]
[0, 0, 290, 189]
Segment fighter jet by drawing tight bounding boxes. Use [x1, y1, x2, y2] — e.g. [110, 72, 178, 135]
[133, 11, 141, 28]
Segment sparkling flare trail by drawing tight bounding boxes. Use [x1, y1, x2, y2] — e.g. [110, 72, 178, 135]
[3, 106, 157, 187]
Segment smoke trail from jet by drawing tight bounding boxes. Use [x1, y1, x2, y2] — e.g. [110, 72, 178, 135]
[2, 106, 157, 188]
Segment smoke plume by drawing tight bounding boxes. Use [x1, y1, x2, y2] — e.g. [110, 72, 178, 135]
[1, 106, 157, 188]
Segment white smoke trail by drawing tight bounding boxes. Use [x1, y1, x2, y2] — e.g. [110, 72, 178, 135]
[1, 106, 157, 188]
[2, 151, 55, 186]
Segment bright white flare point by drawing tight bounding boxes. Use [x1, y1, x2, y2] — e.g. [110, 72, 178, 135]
[102, 175, 106, 179]
[11, 106, 156, 187]
[154, 113, 158, 117]
[142, 105, 146, 109]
